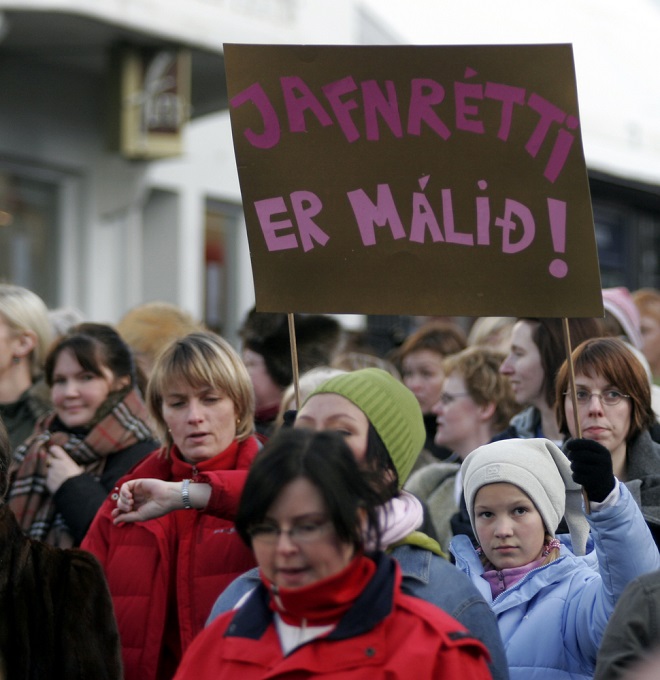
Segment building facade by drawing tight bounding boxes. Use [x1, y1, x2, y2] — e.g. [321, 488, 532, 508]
[1, 1, 659, 348]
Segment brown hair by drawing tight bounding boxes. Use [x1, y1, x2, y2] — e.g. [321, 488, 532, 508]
[396, 321, 466, 365]
[44, 322, 136, 389]
[555, 336, 655, 440]
[518, 318, 603, 408]
[443, 346, 519, 433]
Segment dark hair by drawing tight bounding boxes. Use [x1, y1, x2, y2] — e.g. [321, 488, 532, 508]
[519, 317, 603, 408]
[0, 417, 9, 499]
[236, 428, 383, 552]
[556, 336, 655, 441]
[44, 322, 136, 389]
[365, 423, 399, 500]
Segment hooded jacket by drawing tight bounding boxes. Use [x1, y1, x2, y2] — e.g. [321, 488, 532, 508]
[451, 483, 660, 680]
[174, 552, 491, 680]
[208, 542, 510, 680]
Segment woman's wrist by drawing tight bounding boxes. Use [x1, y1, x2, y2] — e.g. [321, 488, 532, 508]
[176, 480, 212, 510]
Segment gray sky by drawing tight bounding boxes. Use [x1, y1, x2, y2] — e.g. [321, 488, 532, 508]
[360, 0, 660, 185]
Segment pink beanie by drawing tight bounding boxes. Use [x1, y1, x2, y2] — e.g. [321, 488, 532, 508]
[602, 287, 643, 350]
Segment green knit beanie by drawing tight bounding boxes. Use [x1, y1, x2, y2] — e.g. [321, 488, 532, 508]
[305, 368, 425, 486]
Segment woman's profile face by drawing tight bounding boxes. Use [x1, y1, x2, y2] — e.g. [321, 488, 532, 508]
[295, 393, 370, 465]
[252, 476, 355, 589]
[474, 482, 546, 570]
[51, 348, 122, 428]
[564, 371, 632, 463]
[162, 380, 237, 464]
[499, 321, 545, 408]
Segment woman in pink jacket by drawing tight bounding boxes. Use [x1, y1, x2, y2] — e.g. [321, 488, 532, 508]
[82, 331, 259, 680]
[172, 427, 492, 680]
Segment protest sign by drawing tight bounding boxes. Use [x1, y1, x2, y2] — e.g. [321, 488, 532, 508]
[224, 43, 603, 318]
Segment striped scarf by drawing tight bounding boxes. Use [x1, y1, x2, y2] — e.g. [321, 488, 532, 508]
[7, 387, 154, 547]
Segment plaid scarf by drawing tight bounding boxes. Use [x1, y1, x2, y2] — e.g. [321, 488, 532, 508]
[8, 387, 154, 547]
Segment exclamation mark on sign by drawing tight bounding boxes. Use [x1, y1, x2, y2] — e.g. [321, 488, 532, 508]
[547, 198, 568, 279]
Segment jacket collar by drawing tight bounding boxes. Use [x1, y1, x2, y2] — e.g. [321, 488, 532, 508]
[225, 551, 396, 642]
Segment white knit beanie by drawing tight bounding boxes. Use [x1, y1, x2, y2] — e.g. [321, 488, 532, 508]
[462, 438, 589, 556]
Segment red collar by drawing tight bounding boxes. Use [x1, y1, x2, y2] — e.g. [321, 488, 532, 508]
[261, 554, 376, 626]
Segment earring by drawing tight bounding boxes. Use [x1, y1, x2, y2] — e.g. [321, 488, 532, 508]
[12, 356, 20, 365]
[236, 418, 241, 426]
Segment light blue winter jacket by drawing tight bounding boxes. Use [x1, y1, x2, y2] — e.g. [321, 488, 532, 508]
[450, 482, 660, 680]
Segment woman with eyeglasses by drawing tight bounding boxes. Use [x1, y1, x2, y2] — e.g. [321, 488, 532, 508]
[406, 347, 519, 553]
[172, 427, 492, 680]
[556, 336, 660, 546]
[119, 368, 509, 680]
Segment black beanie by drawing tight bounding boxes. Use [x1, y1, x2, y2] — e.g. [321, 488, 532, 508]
[239, 309, 342, 388]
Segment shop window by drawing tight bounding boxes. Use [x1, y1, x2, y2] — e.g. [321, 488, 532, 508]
[204, 202, 240, 335]
[0, 169, 59, 306]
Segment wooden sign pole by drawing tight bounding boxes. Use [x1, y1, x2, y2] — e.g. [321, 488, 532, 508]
[287, 313, 301, 410]
[562, 318, 590, 514]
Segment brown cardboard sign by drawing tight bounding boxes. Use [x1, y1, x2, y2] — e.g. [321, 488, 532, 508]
[224, 44, 603, 317]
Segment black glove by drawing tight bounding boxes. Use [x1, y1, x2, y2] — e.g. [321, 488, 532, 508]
[565, 438, 615, 503]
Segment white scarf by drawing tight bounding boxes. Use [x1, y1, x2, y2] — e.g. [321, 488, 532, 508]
[365, 490, 424, 551]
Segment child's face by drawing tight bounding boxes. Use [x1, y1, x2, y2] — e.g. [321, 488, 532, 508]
[474, 482, 546, 570]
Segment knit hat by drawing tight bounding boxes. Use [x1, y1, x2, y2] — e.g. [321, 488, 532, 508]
[462, 438, 589, 556]
[305, 368, 425, 486]
[240, 309, 342, 389]
[603, 287, 643, 350]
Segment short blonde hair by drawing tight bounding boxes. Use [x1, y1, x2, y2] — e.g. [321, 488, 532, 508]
[147, 331, 255, 447]
[0, 284, 53, 379]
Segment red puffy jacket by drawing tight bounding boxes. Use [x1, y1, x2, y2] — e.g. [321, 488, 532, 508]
[82, 436, 259, 680]
[173, 552, 492, 680]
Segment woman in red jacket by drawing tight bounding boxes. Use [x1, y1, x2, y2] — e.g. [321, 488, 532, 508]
[82, 331, 259, 680]
[172, 427, 492, 680]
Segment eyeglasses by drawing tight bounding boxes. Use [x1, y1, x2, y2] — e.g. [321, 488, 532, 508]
[438, 392, 470, 405]
[247, 518, 332, 545]
[564, 389, 631, 407]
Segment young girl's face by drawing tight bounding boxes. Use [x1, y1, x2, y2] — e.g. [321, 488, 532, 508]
[51, 348, 124, 428]
[474, 482, 546, 570]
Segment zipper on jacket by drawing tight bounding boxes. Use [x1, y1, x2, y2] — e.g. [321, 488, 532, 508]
[490, 558, 564, 605]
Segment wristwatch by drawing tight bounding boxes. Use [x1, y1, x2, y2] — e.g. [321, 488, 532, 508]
[181, 479, 192, 510]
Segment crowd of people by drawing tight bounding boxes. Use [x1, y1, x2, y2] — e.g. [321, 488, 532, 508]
[3, 281, 660, 677]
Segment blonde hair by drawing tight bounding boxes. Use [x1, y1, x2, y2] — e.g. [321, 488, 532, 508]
[467, 316, 516, 352]
[147, 331, 255, 448]
[443, 346, 518, 433]
[0, 284, 53, 379]
[274, 366, 346, 429]
[117, 301, 203, 367]
[633, 288, 660, 324]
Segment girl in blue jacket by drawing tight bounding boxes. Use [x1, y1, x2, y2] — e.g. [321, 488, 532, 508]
[450, 437, 660, 680]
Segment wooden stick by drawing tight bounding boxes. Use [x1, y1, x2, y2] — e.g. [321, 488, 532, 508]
[562, 318, 590, 514]
[287, 313, 301, 410]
